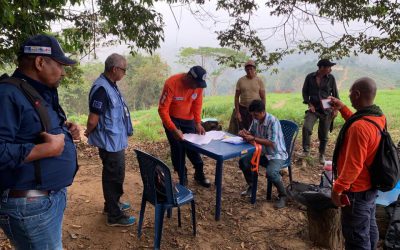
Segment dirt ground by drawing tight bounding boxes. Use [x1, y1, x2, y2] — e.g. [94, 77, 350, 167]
[0, 136, 365, 250]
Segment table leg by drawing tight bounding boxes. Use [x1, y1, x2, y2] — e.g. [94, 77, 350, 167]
[215, 159, 223, 221]
[178, 142, 185, 186]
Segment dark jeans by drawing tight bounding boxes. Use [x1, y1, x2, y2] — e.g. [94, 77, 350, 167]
[98, 148, 125, 219]
[164, 117, 204, 183]
[302, 110, 333, 155]
[239, 154, 285, 185]
[341, 189, 379, 250]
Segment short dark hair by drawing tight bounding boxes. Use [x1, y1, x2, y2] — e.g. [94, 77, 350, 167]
[248, 100, 265, 113]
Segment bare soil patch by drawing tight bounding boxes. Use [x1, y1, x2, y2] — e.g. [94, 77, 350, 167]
[1, 137, 375, 250]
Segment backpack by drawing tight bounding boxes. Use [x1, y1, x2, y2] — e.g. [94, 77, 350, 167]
[0, 73, 51, 187]
[384, 194, 400, 249]
[363, 118, 400, 192]
[201, 118, 222, 132]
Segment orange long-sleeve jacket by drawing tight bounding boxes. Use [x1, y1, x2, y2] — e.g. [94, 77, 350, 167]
[158, 73, 203, 131]
[333, 106, 386, 193]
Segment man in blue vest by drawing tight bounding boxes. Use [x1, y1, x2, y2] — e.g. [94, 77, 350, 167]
[0, 34, 80, 249]
[85, 53, 135, 226]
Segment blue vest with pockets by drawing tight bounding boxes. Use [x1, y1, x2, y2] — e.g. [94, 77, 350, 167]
[88, 75, 133, 152]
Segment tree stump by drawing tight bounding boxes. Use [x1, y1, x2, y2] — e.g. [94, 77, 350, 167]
[307, 207, 344, 250]
[376, 205, 390, 238]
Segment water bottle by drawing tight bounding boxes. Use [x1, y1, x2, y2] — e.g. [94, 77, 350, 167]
[321, 160, 333, 187]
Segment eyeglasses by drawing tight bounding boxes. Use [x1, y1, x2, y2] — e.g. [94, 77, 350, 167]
[115, 66, 127, 73]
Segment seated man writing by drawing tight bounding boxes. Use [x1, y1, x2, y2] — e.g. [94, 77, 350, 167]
[238, 100, 288, 209]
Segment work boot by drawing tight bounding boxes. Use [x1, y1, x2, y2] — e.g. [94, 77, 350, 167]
[273, 181, 287, 209]
[319, 154, 326, 165]
[194, 172, 211, 188]
[240, 185, 252, 197]
[274, 196, 287, 209]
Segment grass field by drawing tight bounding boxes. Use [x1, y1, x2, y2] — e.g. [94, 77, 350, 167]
[69, 89, 400, 142]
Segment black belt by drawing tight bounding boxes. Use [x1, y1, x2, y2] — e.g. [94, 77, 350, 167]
[8, 190, 49, 198]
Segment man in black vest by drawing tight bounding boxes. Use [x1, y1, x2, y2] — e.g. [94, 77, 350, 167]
[0, 34, 79, 249]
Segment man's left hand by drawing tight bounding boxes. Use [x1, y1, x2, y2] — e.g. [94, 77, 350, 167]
[66, 121, 81, 141]
[195, 123, 205, 135]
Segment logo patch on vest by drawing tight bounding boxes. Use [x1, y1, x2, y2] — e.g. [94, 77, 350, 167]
[191, 93, 198, 99]
[174, 96, 184, 101]
[92, 100, 103, 109]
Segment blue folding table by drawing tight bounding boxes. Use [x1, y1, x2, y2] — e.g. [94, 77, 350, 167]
[376, 181, 400, 206]
[183, 138, 255, 221]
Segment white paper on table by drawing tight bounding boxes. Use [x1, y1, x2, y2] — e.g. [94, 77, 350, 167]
[205, 130, 226, 140]
[183, 131, 226, 145]
[221, 136, 245, 144]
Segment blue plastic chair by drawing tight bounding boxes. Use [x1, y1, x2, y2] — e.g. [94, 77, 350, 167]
[250, 120, 299, 204]
[135, 149, 196, 250]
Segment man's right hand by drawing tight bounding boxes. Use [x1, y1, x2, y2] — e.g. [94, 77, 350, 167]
[308, 103, 316, 113]
[172, 129, 184, 141]
[329, 96, 345, 111]
[235, 112, 242, 122]
[41, 132, 65, 157]
[238, 129, 251, 137]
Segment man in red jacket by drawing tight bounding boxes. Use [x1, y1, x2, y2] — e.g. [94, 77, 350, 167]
[330, 77, 385, 250]
[158, 66, 211, 188]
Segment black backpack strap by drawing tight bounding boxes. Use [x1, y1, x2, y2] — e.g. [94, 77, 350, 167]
[362, 117, 386, 133]
[0, 77, 51, 132]
[0, 75, 51, 188]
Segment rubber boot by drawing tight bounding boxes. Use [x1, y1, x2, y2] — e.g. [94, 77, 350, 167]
[273, 181, 287, 209]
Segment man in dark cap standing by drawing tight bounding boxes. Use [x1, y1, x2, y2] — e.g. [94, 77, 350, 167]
[158, 66, 211, 187]
[0, 34, 80, 249]
[301, 59, 339, 164]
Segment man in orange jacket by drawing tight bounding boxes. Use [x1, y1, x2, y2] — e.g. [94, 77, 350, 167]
[158, 66, 211, 188]
[330, 77, 385, 250]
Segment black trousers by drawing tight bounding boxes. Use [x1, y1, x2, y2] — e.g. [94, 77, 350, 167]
[342, 189, 378, 250]
[164, 117, 204, 183]
[98, 148, 125, 219]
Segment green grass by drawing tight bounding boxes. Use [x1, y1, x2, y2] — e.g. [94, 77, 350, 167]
[71, 89, 400, 143]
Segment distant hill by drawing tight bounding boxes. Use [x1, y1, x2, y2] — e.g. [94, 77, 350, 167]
[188, 54, 400, 95]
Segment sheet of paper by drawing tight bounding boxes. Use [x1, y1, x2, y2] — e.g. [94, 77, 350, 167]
[321, 99, 332, 109]
[205, 130, 226, 140]
[183, 131, 226, 145]
[221, 136, 245, 145]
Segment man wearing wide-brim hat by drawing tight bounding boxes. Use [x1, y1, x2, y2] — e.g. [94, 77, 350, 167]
[301, 58, 340, 164]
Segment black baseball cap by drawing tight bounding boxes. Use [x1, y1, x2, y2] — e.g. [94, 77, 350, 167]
[317, 59, 336, 67]
[188, 66, 207, 88]
[19, 34, 76, 65]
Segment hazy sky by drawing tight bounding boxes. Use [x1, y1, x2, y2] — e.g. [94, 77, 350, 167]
[78, 0, 383, 72]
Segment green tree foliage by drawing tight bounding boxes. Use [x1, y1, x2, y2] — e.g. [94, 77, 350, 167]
[58, 53, 169, 115]
[178, 47, 247, 95]
[216, 0, 400, 65]
[58, 62, 106, 116]
[124, 54, 170, 110]
[1, 0, 400, 68]
[0, 0, 164, 66]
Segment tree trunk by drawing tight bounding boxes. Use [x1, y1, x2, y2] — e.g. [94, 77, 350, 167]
[307, 207, 344, 250]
